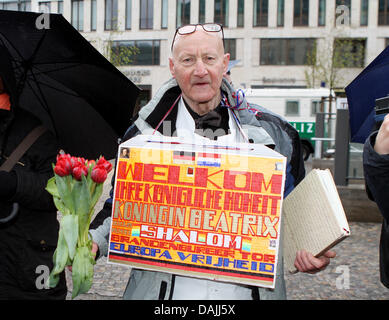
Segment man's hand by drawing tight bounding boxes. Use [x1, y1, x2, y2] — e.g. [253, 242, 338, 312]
[374, 114, 389, 155]
[91, 241, 99, 258]
[294, 249, 336, 274]
[67, 242, 99, 272]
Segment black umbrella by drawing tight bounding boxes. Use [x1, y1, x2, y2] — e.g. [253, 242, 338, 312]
[345, 46, 389, 143]
[0, 10, 140, 160]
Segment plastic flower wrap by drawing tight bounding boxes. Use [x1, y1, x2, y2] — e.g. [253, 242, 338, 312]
[45, 152, 112, 299]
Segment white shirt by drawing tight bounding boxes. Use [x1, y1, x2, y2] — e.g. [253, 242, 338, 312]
[172, 97, 254, 300]
[175, 97, 247, 145]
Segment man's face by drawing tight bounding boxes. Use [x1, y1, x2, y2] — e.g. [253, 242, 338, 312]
[169, 29, 229, 107]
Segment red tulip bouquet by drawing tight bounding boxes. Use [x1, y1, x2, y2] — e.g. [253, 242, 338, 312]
[45, 152, 112, 299]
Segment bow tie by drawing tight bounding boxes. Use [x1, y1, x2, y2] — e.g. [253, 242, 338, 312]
[194, 110, 223, 130]
[183, 99, 230, 140]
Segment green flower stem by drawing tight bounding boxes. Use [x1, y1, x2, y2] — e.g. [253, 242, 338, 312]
[90, 182, 96, 197]
[66, 175, 72, 196]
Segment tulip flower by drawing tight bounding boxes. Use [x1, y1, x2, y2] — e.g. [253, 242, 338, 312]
[45, 152, 111, 299]
[56, 152, 71, 163]
[87, 160, 96, 168]
[72, 163, 88, 181]
[96, 156, 112, 173]
[91, 165, 108, 183]
[54, 162, 70, 177]
[54, 155, 73, 177]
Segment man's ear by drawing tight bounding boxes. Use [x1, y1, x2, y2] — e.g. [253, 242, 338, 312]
[169, 58, 175, 78]
[223, 53, 230, 74]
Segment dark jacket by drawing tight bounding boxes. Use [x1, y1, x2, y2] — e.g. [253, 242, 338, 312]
[0, 107, 67, 299]
[363, 131, 389, 288]
[0, 47, 66, 299]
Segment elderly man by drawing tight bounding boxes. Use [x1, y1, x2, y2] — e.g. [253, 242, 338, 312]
[90, 23, 335, 300]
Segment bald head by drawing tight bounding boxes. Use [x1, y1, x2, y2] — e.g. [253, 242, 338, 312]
[169, 28, 230, 115]
[171, 28, 224, 58]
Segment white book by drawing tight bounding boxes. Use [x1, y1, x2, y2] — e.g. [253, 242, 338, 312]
[283, 169, 350, 273]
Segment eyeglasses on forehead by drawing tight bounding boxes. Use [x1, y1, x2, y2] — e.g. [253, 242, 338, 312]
[171, 23, 224, 51]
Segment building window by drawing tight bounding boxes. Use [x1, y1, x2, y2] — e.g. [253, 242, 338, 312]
[261, 38, 315, 66]
[360, 0, 368, 26]
[237, 0, 244, 27]
[253, 0, 268, 27]
[214, 0, 229, 27]
[39, 1, 51, 13]
[111, 40, 160, 66]
[199, 0, 205, 23]
[286, 101, 299, 116]
[0, 1, 16, 10]
[91, 0, 97, 31]
[0, 0, 31, 11]
[294, 0, 309, 26]
[333, 38, 366, 68]
[140, 0, 153, 29]
[23, 0, 33, 11]
[277, 0, 284, 27]
[133, 85, 152, 116]
[224, 39, 236, 60]
[105, 0, 118, 30]
[318, 0, 326, 26]
[58, 0, 63, 14]
[335, 0, 351, 25]
[71, 0, 83, 31]
[379, 0, 389, 25]
[177, 0, 190, 28]
[126, 0, 132, 29]
[161, 0, 168, 28]
[311, 100, 321, 116]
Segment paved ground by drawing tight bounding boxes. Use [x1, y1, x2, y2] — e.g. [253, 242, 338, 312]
[65, 221, 389, 300]
[65, 160, 389, 300]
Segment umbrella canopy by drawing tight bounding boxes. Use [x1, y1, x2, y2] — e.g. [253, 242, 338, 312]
[0, 10, 140, 160]
[345, 46, 389, 143]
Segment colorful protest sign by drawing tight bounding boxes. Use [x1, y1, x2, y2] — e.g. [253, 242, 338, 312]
[108, 135, 286, 288]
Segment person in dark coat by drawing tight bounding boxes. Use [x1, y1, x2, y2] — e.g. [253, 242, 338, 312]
[0, 47, 67, 299]
[363, 113, 389, 289]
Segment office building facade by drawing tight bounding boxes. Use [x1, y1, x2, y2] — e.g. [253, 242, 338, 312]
[3, 0, 389, 109]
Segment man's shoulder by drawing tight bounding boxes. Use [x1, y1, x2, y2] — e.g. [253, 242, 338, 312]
[122, 117, 141, 141]
[248, 102, 285, 122]
[245, 102, 298, 137]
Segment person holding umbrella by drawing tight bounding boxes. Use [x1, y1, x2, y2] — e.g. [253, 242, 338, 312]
[0, 47, 67, 299]
[89, 23, 336, 300]
[0, 10, 140, 299]
[363, 113, 389, 289]
[0, 10, 140, 162]
[346, 41, 389, 290]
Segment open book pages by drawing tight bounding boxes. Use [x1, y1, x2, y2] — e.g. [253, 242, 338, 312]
[283, 169, 350, 273]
